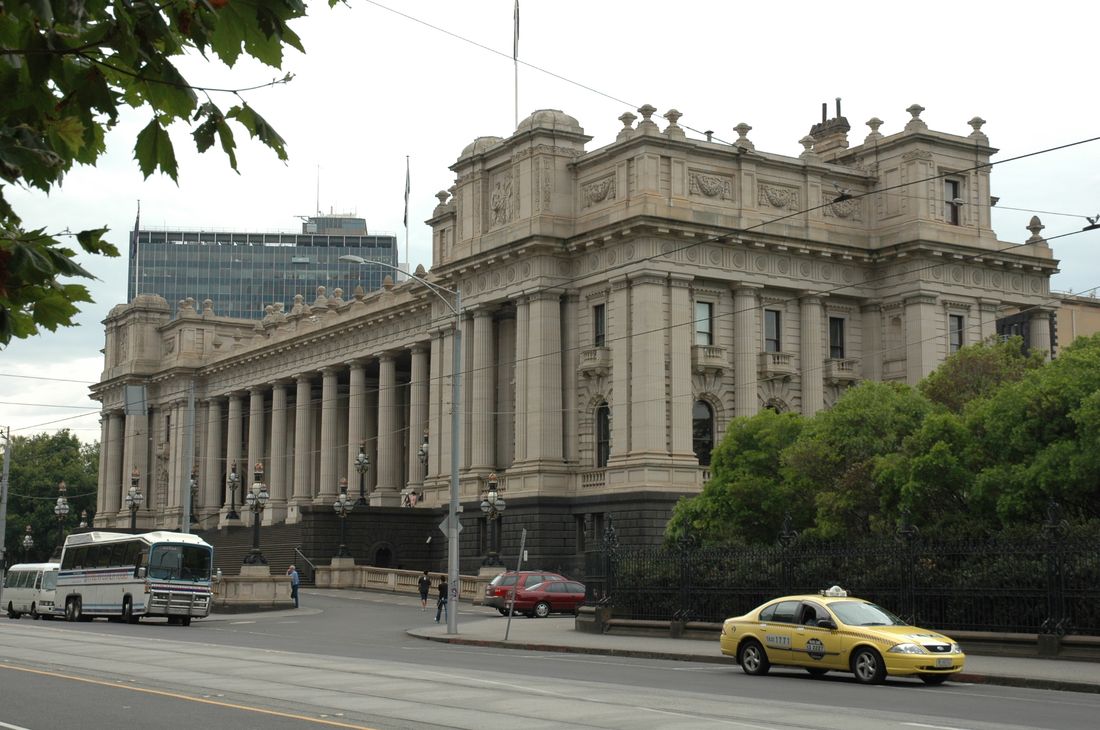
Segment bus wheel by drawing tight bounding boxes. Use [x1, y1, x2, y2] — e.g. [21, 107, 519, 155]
[180, 616, 192, 627]
[123, 598, 139, 624]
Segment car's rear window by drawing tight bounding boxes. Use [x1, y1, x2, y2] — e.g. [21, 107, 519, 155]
[490, 575, 517, 587]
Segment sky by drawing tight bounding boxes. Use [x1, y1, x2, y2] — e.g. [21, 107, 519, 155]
[2, 0, 1099, 444]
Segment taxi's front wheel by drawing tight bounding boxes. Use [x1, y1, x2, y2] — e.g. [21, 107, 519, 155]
[738, 639, 770, 676]
[851, 647, 886, 684]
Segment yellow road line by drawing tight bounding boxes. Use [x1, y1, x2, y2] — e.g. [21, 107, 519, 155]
[0, 662, 375, 729]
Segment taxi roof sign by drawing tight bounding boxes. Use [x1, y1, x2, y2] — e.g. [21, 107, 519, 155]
[822, 585, 848, 597]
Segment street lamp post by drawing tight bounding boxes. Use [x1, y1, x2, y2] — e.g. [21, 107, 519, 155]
[125, 467, 144, 530]
[333, 477, 354, 557]
[53, 480, 70, 556]
[189, 467, 199, 524]
[340, 254, 463, 634]
[79, 510, 88, 529]
[479, 473, 506, 566]
[21, 525, 33, 562]
[226, 462, 241, 520]
[243, 463, 269, 565]
[354, 444, 370, 506]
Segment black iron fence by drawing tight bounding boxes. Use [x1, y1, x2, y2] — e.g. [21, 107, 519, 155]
[584, 509, 1100, 636]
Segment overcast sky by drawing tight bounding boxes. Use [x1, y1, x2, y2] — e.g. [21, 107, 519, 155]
[3, 0, 1098, 443]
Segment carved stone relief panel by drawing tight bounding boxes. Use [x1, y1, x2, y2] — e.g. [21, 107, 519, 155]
[487, 170, 513, 229]
[582, 173, 617, 209]
[822, 194, 863, 221]
[688, 169, 733, 201]
[758, 182, 801, 210]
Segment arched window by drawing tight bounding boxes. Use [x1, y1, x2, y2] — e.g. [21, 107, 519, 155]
[692, 400, 714, 466]
[595, 402, 611, 468]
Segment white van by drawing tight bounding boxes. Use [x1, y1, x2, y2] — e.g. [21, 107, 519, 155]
[3, 562, 61, 619]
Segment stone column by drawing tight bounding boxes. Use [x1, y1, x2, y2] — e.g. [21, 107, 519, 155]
[268, 382, 288, 523]
[905, 294, 938, 383]
[346, 361, 367, 501]
[225, 393, 243, 512]
[439, 330, 455, 478]
[629, 274, 666, 457]
[1030, 310, 1052, 361]
[800, 294, 824, 416]
[365, 377, 378, 492]
[734, 285, 761, 417]
[95, 414, 109, 525]
[290, 374, 313, 512]
[373, 353, 399, 505]
[203, 397, 223, 517]
[513, 296, 529, 463]
[495, 313, 517, 469]
[527, 290, 563, 464]
[471, 308, 495, 470]
[610, 277, 630, 458]
[427, 330, 443, 480]
[979, 299, 1001, 342]
[247, 386, 266, 486]
[860, 302, 882, 382]
[168, 401, 183, 515]
[562, 294, 579, 463]
[407, 344, 430, 492]
[669, 275, 694, 457]
[317, 366, 340, 501]
[121, 408, 148, 518]
[103, 410, 124, 517]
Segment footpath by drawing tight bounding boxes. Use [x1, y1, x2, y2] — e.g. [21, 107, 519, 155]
[407, 610, 1100, 694]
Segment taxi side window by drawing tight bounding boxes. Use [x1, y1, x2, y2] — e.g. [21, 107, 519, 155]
[759, 604, 777, 622]
[772, 601, 801, 624]
[800, 602, 828, 625]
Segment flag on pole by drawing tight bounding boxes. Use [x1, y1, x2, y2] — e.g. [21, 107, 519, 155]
[403, 156, 410, 228]
[513, 1, 519, 61]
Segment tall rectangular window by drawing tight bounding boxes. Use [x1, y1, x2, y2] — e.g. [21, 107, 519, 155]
[593, 304, 606, 347]
[694, 301, 713, 346]
[945, 179, 962, 225]
[829, 317, 845, 359]
[949, 314, 965, 353]
[764, 309, 781, 352]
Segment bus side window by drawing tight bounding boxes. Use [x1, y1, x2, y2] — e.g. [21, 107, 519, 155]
[34, 572, 42, 590]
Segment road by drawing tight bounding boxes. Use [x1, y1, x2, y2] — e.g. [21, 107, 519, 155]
[1, 588, 1098, 729]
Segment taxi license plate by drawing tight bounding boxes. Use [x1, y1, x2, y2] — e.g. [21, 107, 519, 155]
[935, 658, 953, 668]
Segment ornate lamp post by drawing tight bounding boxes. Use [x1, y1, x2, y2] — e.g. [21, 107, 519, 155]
[22, 525, 34, 562]
[333, 477, 354, 558]
[479, 473, 506, 566]
[53, 480, 70, 555]
[354, 444, 370, 506]
[418, 430, 429, 472]
[79, 510, 88, 529]
[226, 462, 241, 520]
[243, 463, 270, 565]
[125, 467, 144, 530]
[189, 467, 199, 524]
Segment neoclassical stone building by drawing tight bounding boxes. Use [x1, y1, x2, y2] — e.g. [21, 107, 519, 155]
[91, 104, 1057, 570]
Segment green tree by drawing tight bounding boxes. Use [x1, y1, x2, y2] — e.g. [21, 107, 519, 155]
[783, 381, 933, 539]
[666, 409, 805, 546]
[0, 0, 332, 346]
[918, 335, 1044, 413]
[3, 430, 98, 566]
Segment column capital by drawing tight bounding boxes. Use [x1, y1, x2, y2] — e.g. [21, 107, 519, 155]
[904, 293, 939, 307]
[377, 351, 397, 363]
[668, 273, 694, 288]
[799, 291, 827, 304]
[471, 306, 494, 319]
[626, 270, 667, 286]
[291, 372, 314, 384]
[267, 378, 291, 389]
[319, 365, 341, 375]
[344, 358, 367, 370]
[249, 384, 266, 395]
[527, 288, 564, 303]
[732, 282, 764, 292]
[859, 299, 883, 313]
[410, 341, 431, 355]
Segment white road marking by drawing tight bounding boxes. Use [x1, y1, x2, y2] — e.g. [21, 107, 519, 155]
[903, 724, 974, 730]
[0, 721, 34, 730]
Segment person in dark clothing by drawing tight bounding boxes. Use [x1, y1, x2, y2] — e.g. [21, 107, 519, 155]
[435, 576, 448, 623]
[417, 570, 431, 612]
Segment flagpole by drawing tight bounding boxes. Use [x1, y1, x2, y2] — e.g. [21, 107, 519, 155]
[514, 1, 519, 129]
[404, 156, 410, 272]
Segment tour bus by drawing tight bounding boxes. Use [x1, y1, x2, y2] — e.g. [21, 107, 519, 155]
[3, 562, 60, 619]
[57, 531, 214, 626]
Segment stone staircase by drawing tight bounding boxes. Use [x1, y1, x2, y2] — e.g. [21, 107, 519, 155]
[196, 523, 315, 585]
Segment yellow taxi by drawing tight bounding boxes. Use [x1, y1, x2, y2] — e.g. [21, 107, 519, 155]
[719, 586, 965, 685]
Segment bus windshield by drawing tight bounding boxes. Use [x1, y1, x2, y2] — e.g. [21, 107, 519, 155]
[42, 571, 58, 590]
[148, 544, 212, 582]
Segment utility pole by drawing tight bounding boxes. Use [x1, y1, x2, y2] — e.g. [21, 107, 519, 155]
[0, 426, 12, 604]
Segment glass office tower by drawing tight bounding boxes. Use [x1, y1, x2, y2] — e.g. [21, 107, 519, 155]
[127, 216, 400, 320]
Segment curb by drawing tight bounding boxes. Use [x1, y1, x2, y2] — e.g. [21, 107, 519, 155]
[407, 630, 1100, 694]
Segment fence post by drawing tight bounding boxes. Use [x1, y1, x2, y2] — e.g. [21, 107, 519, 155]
[1040, 501, 1067, 655]
[674, 531, 698, 631]
[896, 508, 918, 624]
[778, 512, 798, 594]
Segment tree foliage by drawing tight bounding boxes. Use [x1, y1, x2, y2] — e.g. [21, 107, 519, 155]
[918, 335, 1044, 413]
[0, 0, 332, 346]
[2, 430, 97, 566]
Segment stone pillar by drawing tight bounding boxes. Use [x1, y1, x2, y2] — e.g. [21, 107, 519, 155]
[95, 414, 109, 525]
[629, 274, 666, 457]
[346, 360, 366, 497]
[860, 302, 882, 382]
[373, 353, 400, 505]
[121, 408, 148, 518]
[407, 344, 430, 491]
[512, 296, 529, 463]
[562, 294, 579, 463]
[471, 308, 495, 470]
[905, 294, 938, 383]
[439, 329, 455, 478]
[1030, 310, 1052, 361]
[225, 393, 243, 511]
[495, 313, 517, 469]
[669, 275, 694, 457]
[527, 291, 563, 463]
[365, 377, 378, 492]
[247, 386, 266, 486]
[609, 277, 630, 459]
[317, 366, 340, 501]
[734, 285, 761, 417]
[979, 299, 1001, 342]
[103, 410, 124, 517]
[203, 397, 223, 517]
[290, 374, 313, 515]
[800, 294, 824, 416]
[168, 401, 183, 515]
[268, 382, 288, 523]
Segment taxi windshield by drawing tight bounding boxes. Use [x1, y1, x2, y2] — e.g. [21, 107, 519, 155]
[829, 600, 906, 627]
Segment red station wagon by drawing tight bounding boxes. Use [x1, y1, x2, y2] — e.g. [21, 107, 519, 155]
[511, 580, 587, 618]
[483, 571, 567, 614]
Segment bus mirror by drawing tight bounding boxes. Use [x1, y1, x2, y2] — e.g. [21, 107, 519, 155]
[136, 567, 146, 579]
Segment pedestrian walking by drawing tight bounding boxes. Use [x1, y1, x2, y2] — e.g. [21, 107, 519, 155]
[417, 570, 431, 612]
[435, 576, 448, 623]
[287, 565, 300, 608]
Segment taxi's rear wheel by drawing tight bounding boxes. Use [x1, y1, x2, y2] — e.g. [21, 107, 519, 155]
[738, 639, 770, 676]
[851, 647, 886, 684]
[919, 674, 948, 685]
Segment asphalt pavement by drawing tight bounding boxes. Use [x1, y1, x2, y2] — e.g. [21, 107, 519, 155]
[406, 608, 1100, 695]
